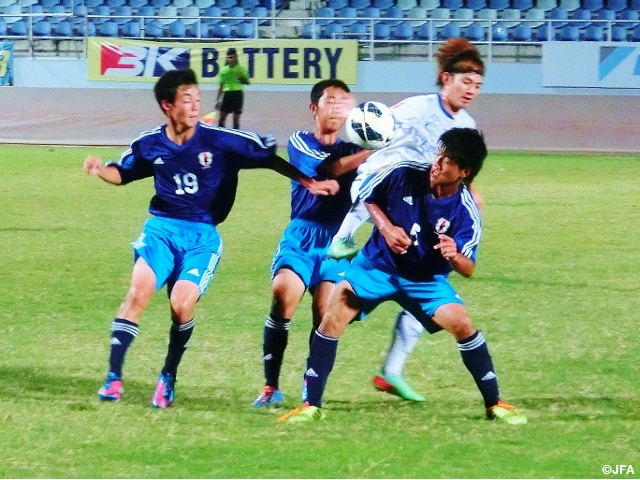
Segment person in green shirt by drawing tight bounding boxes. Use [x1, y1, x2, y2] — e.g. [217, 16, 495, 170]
[216, 47, 250, 129]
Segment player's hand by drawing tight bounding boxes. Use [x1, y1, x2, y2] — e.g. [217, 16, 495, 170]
[330, 93, 356, 120]
[381, 224, 412, 255]
[303, 178, 340, 196]
[434, 234, 457, 260]
[83, 156, 103, 175]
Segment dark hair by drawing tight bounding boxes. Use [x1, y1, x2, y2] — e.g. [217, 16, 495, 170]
[439, 127, 487, 184]
[153, 68, 198, 108]
[436, 38, 485, 87]
[310, 79, 351, 104]
[226, 47, 237, 56]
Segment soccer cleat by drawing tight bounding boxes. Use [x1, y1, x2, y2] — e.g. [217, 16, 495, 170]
[327, 236, 359, 260]
[151, 372, 175, 409]
[373, 371, 425, 402]
[98, 372, 123, 402]
[486, 400, 527, 425]
[252, 386, 284, 408]
[277, 404, 325, 423]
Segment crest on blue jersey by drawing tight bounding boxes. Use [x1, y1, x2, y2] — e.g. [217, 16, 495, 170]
[198, 152, 213, 168]
[435, 217, 451, 234]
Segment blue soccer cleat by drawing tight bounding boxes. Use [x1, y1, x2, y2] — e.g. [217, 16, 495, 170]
[98, 372, 123, 402]
[252, 386, 284, 408]
[151, 372, 175, 409]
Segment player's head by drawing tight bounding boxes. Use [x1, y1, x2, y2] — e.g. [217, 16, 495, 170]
[310, 79, 351, 105]
[225, 47, 238, 66]
[438, 127, 487, 184]
[154, 68, 198, 110]
[435, 38, 485, 87]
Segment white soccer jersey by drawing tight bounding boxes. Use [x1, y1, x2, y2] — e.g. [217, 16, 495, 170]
[356, 93, 477, 177]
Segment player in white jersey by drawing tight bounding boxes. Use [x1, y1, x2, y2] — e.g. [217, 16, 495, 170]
[328, 38, 486, 402]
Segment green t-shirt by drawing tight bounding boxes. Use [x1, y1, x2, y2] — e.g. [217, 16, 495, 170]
[218, 65, 249, 92]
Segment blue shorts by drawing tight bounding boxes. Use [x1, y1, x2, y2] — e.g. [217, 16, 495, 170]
[271, 219, 350, 289]
[343, 254, 465, 333]
[132, 216, 223, 296]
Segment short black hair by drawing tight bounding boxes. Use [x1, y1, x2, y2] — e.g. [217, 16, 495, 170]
[439, 127, 487, 184]
[153, 68, 198, 108]
[226, 47, 237, 56]
[310, 79, 351, 105]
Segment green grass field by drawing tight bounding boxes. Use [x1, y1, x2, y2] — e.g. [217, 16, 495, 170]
[0, 145, 638, 479]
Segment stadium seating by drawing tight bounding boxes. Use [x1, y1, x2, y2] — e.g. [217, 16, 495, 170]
[113, 5, 133, 26]
[144, 19, 165, 36]
[383, 5, 405, 26]
[314, 6, 335, 25]
[512, 0, 534, 10]
[464, 21, 486, 39]
[373, 21, 391, 38]
[397, 0, 419, 10]
[583, 23, 604, 39]
[301, 21, 321, 38]
[499, 7, 522, 26]
[416, 20, 434, 37]
[558, 0, 580, 10]
[420, 0, 441, 9]
[605, 0, 627, 11]
[227, 5, 246, 24]
[438, 20, 460, 37]
[430, 6, 451, 26]
[407, 6, 428, 25]
[234, 20, 255, 37]
[158, 5, 178, 24]
[393, 20, 414, 38]
[616, 8, 639, 29]
[328, 0, 349, 9]
[347, 20, 369, 38]
[492, 21, 509, 38]
[441, 0, 463, 8]
[523, 7, 545, 26]
[610, 25, 628, 40]
[488, 0, 510, 10]
[212, 21, 232, 37]
[511, 22, 533, 38]
[452, 7, 474, 25]
[534, 0, 557, 10]
[121, 19, 142, 37]
[54, 18, 73, 36]
[373, 0, 394, 9]
[98, 19, 119, 36]
[350, 0, 372, 11]
[465, 0, 488, 10]
[571, 8, 592, 27]
[249, 5, 269, 25]
[477, 7, 499, 19]
[581, 0, 603, 11]
[549, 6, 569, 27]
[33, 19, 52, 35]
[558, 23, 579, 39]
[323, 20, 344, 37]
[179, 5, 200, 25]
[337, 6, 359, 25]
[195, 0, 216, 10]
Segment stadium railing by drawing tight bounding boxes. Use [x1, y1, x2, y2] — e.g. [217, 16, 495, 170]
[1, 6, 638, 61]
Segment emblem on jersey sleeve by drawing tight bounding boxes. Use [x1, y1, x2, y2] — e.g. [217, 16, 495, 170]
[198, 152, 213, 168]
[435, 217, 451, 234]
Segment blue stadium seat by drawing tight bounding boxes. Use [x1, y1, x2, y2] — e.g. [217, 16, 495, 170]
[534, 0, 557, 11]
[347, 20, 369, 38]
[549, 7, 569, 27]
[121, 19, 142, 36]
[441, 0, 463, 8]
[350, 0, 372, 10]
[151, 0, 171, 6]
[397, 0, 418, 10]
[179, 5, 200, 25]
[40, 0, 60, 8]
[416, 21, 434, 37]
[465, 0, 487, 10]
[168, 19, 186, 36]
[204, 5, 223, 24]
[99, 20, 119, 36]
[249, 5, 269, 25]
[605, 0, 627, 11]
[172, 0, 192, 7]
[597, 8, 616, 26]
[438, 21, 460, 37]
[581, 0, 603, 11]
[477, 7, 498, 19]
[535, 23, 554, 39]
[259, 0, 283, 9]
[430, 7, 451, 26]
[130, 0, 149, 10]
[91, 5, 110, 24]
[212, 21, 232, 37]
[54, 19, 73, 36]
[491, 21, 509, 39]
[186, 20, 208, 36]
[616, 8, 639, 28]
[393, 20, 414, 38]
[420, 0, 441, 9]
[322, 20, 344, 37]
[453, 7, 474, 26]
[373, 0, 394, 9]
[227, 5, 245, 24]
[314, 6, 335, 25]
[512, 0, 533, 10]
[488, 0, 509, 10]
[464, 21, 486, 39]
[10, 20, 28, 35]
[328, 0, 349, 9]
[558, 24, 579, 39]
[337, 6, 359, 25]
[300, 22, 319, 38]
[631, 0, 640, 9]
[632, 24, 640, 40]
[499, 8, 522, 26]
[195, 0, 215, 10]
[33, 19, 52, 36]
[583, 23, 604, 39]
[113, 5, 133, 25]
[158, 5, 178, 24]
[523, 7, 545, 26]
[558, 0, 580, 11]
[510, 22, 533, 39]
[571, 8, 592, 28]
[384, 5, 405, 26]
[234, 20, 255, 37]
[144, 19, 164, 36]
[407, 6, 428, 25]
[611, 25, 628, 40]
[373, 21, 391, 37]
[106, 0, 126, 7]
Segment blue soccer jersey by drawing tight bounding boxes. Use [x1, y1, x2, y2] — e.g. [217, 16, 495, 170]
[361, 164, 481, 282]
[108, 122, 277, 225]
[287, 130, 360, 229]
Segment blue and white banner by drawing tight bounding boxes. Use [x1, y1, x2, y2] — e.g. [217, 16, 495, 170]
[0, 42, 14, 86]
[542, 42, 640, 89]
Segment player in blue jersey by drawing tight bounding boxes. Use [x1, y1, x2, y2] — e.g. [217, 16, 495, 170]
[83, 68, 339, 408]
[280, 128, 527, 425]
[252, 79, 373, 408]
[328, 38, 486, 401]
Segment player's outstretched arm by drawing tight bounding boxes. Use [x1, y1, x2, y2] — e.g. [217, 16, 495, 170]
[268, 155, 339, 196]
[320, 149, 374, 178]
[434, 234, 475, 277]
[83, 156, 123, 185]
[365, 201, 412, 255]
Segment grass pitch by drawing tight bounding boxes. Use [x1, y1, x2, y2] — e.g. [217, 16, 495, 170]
[0, 145, 638, 478]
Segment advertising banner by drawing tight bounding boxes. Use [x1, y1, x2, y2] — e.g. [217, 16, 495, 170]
[87, 37, 358, 84]
[542, 42, 640, 88]
[0, 42, 14, 86]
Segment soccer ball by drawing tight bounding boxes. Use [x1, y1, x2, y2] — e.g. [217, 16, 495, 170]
[344, 101, 396, 150]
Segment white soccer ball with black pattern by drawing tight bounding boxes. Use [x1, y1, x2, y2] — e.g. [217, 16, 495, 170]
[344, 101, 396, 150]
